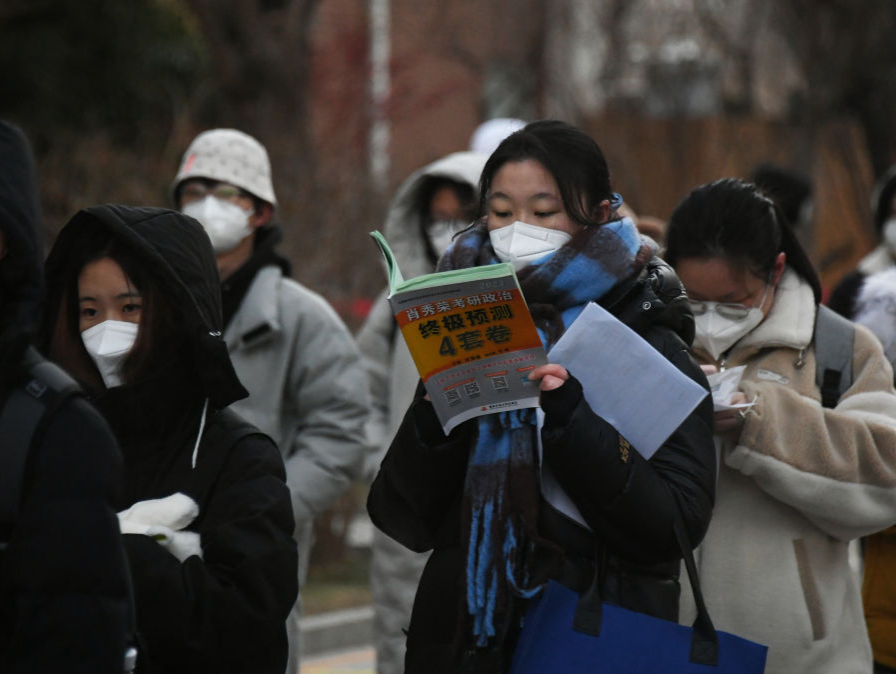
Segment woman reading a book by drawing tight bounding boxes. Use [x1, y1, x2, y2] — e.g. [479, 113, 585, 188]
[367, 119, 716, 672]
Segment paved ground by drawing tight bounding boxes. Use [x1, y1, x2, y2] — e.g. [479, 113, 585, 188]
[300, 646, 375, 674]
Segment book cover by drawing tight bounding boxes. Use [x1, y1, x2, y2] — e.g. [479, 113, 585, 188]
[370, 230, 548, 433]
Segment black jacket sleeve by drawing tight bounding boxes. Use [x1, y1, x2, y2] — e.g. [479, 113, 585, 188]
[122, 432, 298, 674]
[367, 395, 474, 553]
[2, 398, 131, 674]
[540, 326, 715, 564]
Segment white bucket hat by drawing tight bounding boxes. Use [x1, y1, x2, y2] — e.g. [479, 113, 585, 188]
[172, 129, 277, 207]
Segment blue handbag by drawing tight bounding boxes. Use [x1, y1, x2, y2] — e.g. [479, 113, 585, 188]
[509, 520, 768, 673]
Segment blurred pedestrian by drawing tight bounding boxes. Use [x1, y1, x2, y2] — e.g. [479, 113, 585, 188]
[357, 149, 486, 674]
[665, 177, 896, 674]
[0, 121, 132, 673]
[828, 164, 896, 318]
[171, 129, 372, 672]
[42, 204, 298, 673]
[367, 120, 716, 672]
[853, 267, 896, 674]
[750, 162, 813, 231]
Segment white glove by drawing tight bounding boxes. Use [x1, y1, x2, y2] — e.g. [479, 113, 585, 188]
[118, 493, 203, 561]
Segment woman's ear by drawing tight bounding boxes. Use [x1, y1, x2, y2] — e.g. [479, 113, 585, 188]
[593, 200, 612, 224]
[772, 251, 786, 285]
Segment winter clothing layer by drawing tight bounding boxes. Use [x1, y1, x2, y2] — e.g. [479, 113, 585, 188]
[679, 268, 896, 674]
[368, 224, 715, 673]
[222, 225, 369, 527]
[437, 218, 657, 647]
[357, 151, 487, 674]
[0, 375, 131, 674]
[220, 222, 371, 671]
[43, 205, 298, 674]
[0, 121, 131, 674]
[828, 166, 896, 318]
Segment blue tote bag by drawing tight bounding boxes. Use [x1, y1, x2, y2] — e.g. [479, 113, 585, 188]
[509, 521, 768, 673]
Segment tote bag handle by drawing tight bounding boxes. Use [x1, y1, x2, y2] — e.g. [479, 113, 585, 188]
[572, 517, 719, 666]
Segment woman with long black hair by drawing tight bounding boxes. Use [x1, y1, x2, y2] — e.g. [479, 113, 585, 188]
[665, 178, 896, 674]
[43, 204, 298, 674]
[367, 120, 716, 672]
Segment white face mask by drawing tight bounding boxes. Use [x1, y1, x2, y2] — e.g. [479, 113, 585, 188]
[692, 284, 771, 361]
[489, 221, 572, 272]
[427, 219, 468, 257]
[182, 196, 254, 254]
[882, 217, 896, 258]
[81, 320, 140, 388]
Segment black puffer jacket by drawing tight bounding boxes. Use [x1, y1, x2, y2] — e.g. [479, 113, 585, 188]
[43, 205, 298, 674]
[0, 122, 131, 673]
[367, 257, 715, 673]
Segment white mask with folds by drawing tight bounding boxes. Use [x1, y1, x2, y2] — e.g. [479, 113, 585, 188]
[489, 221, 572, 272]
[693, 305, 764, 361]
[183, 196, 254, 254]
[81, 319, 139, 388]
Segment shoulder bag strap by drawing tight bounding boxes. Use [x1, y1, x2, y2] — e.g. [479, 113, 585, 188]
[571, 518, 720, 666]
[814, 304, 855, 408]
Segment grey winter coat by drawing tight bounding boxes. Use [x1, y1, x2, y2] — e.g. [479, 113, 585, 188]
[225, 264, 371, 527]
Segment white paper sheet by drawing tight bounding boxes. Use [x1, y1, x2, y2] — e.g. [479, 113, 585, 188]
[547, 302, 708, 459]
[705, 365, 755, 412]
[538, 302, 709, 528]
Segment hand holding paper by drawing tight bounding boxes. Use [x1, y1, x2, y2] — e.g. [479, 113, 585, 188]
[705, 366, 755, 435]
[705, 366, 756, 412]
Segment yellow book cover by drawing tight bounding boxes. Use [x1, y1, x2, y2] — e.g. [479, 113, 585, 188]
[371, 231, 548, 433]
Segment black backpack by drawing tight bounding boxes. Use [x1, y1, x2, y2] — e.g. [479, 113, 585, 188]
[0, 347, 138, 673]
[0, 347, 82, 545]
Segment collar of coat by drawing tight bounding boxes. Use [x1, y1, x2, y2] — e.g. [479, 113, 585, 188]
[731, 267, 816, 357]
[225, 265, 283, 349]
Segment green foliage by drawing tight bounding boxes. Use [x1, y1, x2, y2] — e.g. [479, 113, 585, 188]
[0, 0, 208, 147]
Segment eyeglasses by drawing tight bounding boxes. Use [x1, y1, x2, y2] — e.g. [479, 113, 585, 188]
[687, 299, 755, 320]
[180, 180, 251, 204]
[687, 280, 772, 320]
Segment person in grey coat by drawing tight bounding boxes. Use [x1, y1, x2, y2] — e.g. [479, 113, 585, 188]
[171, 128, 372, 673]
[357, 149, 486, 673]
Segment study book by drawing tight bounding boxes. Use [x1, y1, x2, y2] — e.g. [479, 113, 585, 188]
[370, 230, 548, 434]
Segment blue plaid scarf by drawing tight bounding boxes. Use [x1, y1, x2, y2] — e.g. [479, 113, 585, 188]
[438, 217, 656, 648]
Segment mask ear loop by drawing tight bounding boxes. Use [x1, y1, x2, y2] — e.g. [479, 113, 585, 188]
[191, 398, 209, 469]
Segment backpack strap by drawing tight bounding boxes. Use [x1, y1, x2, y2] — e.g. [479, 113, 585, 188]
[814, 305, 855, 409]
[0, 348, 82, 541]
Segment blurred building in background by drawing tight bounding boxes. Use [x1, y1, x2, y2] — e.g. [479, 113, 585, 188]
[2, 0, 895, 308]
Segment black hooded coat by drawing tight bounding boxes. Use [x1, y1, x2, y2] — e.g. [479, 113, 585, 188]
[43, 204, 299, 674]
[0, 122, 131, 673]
